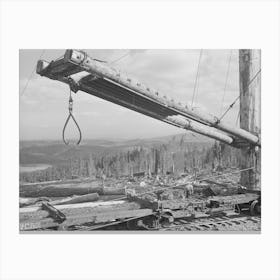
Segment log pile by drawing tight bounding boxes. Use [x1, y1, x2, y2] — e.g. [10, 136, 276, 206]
[19, 168, 260, 231]
[19, 201, 147, 230]
[19, 179, 131, 231]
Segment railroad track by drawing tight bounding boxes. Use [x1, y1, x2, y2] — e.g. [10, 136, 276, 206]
[160, 215, 261, 231]
[75, 214, 261, 231]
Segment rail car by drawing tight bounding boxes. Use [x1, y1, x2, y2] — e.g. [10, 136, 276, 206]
[19, 188, 261, 231]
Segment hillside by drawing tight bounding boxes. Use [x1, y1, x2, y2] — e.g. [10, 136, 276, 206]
[20, 133, 212, 166]
[20, 132, 242, 183]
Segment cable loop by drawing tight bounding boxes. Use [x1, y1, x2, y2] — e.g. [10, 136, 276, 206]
[62, 88, 82, 145]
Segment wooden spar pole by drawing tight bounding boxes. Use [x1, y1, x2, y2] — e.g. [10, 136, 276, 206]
[63, 49, 259, 145]
[239, 49, 261, 190]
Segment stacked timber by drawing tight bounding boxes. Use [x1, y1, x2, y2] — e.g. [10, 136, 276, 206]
[19, 201, 151, 230]
[19, 179, 135, 230]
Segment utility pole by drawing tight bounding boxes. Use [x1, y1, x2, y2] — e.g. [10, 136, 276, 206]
[239, 49, 261, 189]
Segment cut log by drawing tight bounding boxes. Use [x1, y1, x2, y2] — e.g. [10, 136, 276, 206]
[20, 201, 140, 222]
[19, 201, 144, 231]
[99, 195, 126, 201]
[20, 208, 153, 231]
[20, 200, 129, 214]
[51, 193, 99, 205]
[192, 183, 243, 196]
[202, 179, 229, 187]
[20, 178, 96, 188]
[20, 182, 103, 197]
[102, 187, 126, 195]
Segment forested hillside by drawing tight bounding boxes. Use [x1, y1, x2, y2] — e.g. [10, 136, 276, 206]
[20, 134, 241, 183]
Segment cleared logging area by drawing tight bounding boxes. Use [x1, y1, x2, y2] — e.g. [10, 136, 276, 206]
[19, 168, 261, 231]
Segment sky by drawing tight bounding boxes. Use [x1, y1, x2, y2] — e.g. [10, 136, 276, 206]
[19, 49, 240, 141]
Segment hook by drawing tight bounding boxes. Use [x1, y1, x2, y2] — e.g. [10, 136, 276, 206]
[62, 89, 82, 145]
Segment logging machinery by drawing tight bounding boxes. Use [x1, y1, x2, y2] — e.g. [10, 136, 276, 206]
[36, 49, 260, 148]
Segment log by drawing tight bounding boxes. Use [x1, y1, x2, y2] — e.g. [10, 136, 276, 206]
[20, 208, 153, 231]
[19, 201, 143, 230]
[20, 200, 129, 214]
[19, 197, 50, 207]
[202, 179, 229, 187]
[99, 195, 126, 201]
[20, 177, 96, 188]
[51, 193, 99, 205]
[192, 183, 244, 196]
[166, 116, 234, 144]
[102, 187, 126, 195]
[20, 201, 140, 223]
[20, 182, 103, 197]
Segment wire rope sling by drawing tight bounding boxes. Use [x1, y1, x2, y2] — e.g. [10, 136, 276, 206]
[62, 85, 82, 145]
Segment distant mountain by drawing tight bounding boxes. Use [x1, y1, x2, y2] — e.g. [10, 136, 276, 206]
[20, 133, 212, 165]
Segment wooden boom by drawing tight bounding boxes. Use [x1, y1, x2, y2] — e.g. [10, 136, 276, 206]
[36, 49, 259, 147]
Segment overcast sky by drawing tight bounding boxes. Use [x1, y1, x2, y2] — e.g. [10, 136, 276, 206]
[19, 49, 240, 140]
